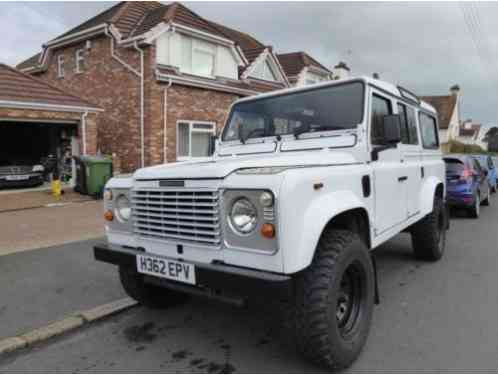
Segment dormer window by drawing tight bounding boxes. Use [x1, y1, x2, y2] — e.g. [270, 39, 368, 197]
[181, 37, 216, 78]
[57, 55, 64, 78]
[251, 59, 277, 81]
[75, 49, 85, 73]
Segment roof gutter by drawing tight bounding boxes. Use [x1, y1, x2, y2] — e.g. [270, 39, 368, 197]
[155, 70, 259, 97]
[0, 100, 102, 113]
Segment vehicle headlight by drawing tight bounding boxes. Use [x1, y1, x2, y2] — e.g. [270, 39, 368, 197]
[114, 194, 131, 222]
[229, 198, 258, 234]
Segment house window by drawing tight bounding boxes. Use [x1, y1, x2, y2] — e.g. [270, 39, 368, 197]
[177, 121, 216, 159]
[250, 59, 277, 81]
[75, 49, 85, 73]
[57, 55, 64, 78]
[181, 37, 216, 77]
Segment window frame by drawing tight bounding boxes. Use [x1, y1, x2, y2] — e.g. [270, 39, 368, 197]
[250, 58, 278, 82]
[57, 55, 65, 78]
[419, 111, 440, 150]
[75, 48, 85, 74]
[176, 120, 216, 160]
[181, 36, 217, 78]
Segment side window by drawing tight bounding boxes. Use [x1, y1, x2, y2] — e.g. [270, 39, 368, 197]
[371, 94, 392, 145]
[397, 103, 409, 144]
[488, 156, 493, 169]
[57, 55, 64, 78]
[419, 113, 439, 149]
[406, 106, 419, 145]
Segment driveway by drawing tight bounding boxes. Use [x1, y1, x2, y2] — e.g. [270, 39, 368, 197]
[0, 201, 104, 256]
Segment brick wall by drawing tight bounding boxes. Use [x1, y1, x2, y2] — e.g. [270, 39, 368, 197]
[34, 35, 143, 172]
[0, 107, 96, 154]
[32, 35, 241, 172]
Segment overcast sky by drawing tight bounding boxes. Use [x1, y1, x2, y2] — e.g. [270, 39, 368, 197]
[2, 1, 498, 126]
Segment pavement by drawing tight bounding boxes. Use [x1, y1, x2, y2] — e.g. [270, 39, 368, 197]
[0, 188, 90, 212]
[0, 201, 104, 256]
[0, 238, 126, 339]
[1, 201, 498, 371]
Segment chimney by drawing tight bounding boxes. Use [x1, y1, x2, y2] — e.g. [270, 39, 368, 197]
[332, 62, 350, 80]
[450, 84, 460, 96]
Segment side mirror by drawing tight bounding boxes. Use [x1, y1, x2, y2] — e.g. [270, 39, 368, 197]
[382, 115, 402, 144]
[208, 134, 218, 156]
[484, 170, 489, 177]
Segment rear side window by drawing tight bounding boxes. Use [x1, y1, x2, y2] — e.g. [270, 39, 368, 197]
[444, 158, 465, 173]
[397, 103, 418, 145]
[371, 94, 392, 145]
[419, 113, 439, 149]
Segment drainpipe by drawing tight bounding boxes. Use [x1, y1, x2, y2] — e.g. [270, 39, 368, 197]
[104, 27, 144, 168]
[134, 41, 145, 168]
[163, 78, 172, 163]
[81, 111, 88, 155]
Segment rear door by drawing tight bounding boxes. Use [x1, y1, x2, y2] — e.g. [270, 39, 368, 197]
[370, 89, 407, 235]
[397, 102, 422, 217]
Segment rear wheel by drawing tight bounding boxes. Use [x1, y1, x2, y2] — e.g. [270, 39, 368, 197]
[292, 229, 375, 370]
[468, 191, 480, 218]
[411, 195, 446, 261]
[119, 266, 189, 309]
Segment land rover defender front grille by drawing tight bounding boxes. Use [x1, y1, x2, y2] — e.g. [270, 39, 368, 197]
[131, 189, 221, 246]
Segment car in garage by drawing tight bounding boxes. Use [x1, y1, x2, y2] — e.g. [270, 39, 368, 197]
[444, 154, 490, 217]
[0, 159, 44, 189]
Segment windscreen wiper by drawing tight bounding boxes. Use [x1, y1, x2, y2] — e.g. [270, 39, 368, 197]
[293, 125, 310, 139]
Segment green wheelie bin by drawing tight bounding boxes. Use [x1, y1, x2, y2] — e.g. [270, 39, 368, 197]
[77, 155, 113, 198]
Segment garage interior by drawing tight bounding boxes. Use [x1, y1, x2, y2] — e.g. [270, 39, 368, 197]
[0, 120, 79, 186]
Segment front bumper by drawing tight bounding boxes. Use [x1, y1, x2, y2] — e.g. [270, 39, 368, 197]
[94, 244, 293, 299]
[0, 174, 43, 189]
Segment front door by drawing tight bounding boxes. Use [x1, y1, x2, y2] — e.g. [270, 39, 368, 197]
[370, 90, 407, 235]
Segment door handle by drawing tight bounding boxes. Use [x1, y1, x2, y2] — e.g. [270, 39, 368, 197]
[398, 176, 408, 182]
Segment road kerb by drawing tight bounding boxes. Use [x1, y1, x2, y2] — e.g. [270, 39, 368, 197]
[0, 298, 138, 356]
[78, 297, 137, 322]
[0, 337, 27, 355]
[19, 316, 84, 345]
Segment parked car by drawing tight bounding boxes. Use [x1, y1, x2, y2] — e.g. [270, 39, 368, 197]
[471, 154, 497, 193]
[94, 76, 448, 370]
[0, 159, 44, 189]
[444, 154, 490, 217]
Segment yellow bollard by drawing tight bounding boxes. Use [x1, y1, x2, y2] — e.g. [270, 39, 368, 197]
[51, 179, 61, 198]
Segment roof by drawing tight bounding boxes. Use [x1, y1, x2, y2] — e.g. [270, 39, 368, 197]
[419, 95, 457, 130]
[0, 63, 98, 110]
[207, 21, 265, 53]
[277, 52, 331, 78]
[16, 52, 42, 71]
[460, 123, 481, 137]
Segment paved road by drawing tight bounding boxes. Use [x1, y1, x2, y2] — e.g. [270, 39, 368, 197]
[2, 202, 498, 372]
[0, 238, 125, 338]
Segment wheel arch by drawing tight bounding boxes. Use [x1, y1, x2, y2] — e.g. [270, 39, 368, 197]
[419, 176, 445, 216]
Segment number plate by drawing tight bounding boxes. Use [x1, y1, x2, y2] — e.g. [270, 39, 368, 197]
[6, 175, 29, 181]
[136, 254, 196, 285]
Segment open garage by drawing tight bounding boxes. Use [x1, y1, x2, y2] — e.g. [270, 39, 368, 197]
[0, 63, 100, 189]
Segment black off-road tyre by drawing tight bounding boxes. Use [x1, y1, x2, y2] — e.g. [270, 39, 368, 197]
[482, 185, 491, 206]
[292, 229, 375, 370]
[468, 191, 480, 218]
[119, 266, 189, 309]
[411, 195, 446, 261]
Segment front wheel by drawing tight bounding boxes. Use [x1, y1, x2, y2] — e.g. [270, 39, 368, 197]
[292, 229, 375, 370]
[411, 195, 447, 261]
[119, 266, 189, 309]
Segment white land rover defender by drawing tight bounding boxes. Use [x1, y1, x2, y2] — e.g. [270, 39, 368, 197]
[95, 76, 448, 369]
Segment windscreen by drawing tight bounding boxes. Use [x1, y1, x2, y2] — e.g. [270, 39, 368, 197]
[222, 82, 364, 142]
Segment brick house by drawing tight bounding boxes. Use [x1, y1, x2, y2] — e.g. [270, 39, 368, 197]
[17, 1, 335, 173]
